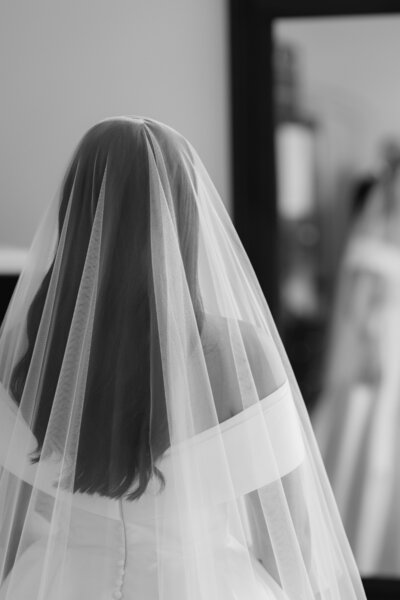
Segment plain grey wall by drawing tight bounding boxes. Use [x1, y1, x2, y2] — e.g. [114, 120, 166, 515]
[0, 0, 230, 247]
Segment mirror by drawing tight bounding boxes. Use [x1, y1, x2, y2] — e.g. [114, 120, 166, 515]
[273, 15, 400, 578]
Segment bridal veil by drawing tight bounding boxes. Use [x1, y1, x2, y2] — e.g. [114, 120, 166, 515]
[0, 117, 365, 599]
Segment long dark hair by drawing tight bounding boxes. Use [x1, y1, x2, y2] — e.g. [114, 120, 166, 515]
[10, 118, 202, 499]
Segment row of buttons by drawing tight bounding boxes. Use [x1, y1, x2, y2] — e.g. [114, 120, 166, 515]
[112, 502, 127, 600]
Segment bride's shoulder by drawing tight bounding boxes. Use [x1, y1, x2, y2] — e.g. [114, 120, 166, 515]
[201, 312, 267, 351]
[202, 314, 285, 413]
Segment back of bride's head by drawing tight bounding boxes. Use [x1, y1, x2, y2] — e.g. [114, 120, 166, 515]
[10, 117, 202, 500]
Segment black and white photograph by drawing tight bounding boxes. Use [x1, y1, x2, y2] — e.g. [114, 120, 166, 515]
[0, 1, 398, 599]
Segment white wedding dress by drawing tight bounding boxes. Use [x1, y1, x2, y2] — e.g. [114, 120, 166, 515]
[313, 237, 400, 575]
[0, 382, 297, 600]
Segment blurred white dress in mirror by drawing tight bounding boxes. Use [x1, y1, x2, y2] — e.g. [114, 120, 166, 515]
[313, 156, 400, 576]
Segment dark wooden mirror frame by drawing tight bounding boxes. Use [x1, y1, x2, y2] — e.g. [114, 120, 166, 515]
[230, 3, 400, 598]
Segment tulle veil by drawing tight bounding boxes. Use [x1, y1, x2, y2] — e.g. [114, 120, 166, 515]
[0, 116, 365, 599]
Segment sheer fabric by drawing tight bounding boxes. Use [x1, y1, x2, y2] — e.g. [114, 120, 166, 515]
[313, 170, 400, 576]
[0, 117, 364, 599]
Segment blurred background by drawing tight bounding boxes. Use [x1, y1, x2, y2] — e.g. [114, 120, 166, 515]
[274, 15, 400, 412]
[2, 1, 400, 598]
[272, 19, 400, 595]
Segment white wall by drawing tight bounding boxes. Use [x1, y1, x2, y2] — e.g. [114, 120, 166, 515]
[0, 0, 230, 247]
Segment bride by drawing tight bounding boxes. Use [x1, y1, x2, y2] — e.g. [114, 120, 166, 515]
[0, 117, 364, 599]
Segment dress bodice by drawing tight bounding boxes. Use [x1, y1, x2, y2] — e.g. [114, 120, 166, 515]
[7, 381, 300, 600]
[0, 380, 301, 599]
